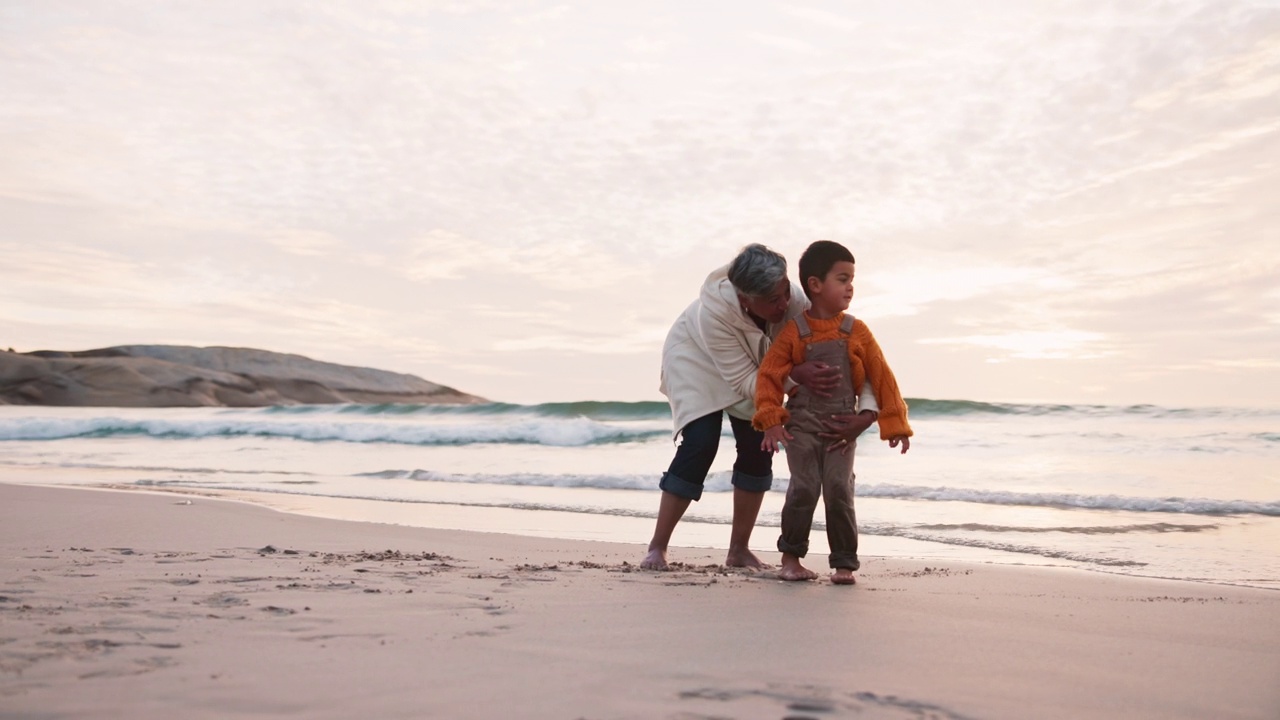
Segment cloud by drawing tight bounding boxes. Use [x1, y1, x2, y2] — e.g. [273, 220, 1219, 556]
[2, 0, 1277, 404]
[1134, 32, 1280, 109]
[920, 330, 1110, 361]
[746, 32, 822, 56]
[859, 262, 1071, 319]
[266, 230, 345, 258]
[779, 6, 862, 33]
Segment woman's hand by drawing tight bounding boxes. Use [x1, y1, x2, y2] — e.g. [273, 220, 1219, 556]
[761, 425, 793, 454]
[789, 360, 839, 398]
[817, 410, 877, 456]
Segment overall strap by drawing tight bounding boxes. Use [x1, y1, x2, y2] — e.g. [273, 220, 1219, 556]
[794, 314, 812, 339]
[839, 314, 855, 335]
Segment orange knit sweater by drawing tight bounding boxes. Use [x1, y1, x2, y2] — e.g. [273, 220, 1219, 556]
[752, 312, 913, 440]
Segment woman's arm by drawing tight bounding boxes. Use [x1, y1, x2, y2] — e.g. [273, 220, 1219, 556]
[699, 308, 766, 404]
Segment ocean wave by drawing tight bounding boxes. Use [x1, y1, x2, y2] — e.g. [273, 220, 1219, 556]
[264, 400, 675, 421]
[2, 398, 1274, 449]
[226, 397, 1280, 421]
[905, 399, 1280, 419]
[9, 398, 1271, 425]
[90, 458, 1280, 518]
[860, 523, 1148, 567]
[913, 522, 1217, 535]
[0, 415, 668, 447]
[358, 468, 664, 491]
[860, 484, 1280, 516]
[358, 471, 1280, 518]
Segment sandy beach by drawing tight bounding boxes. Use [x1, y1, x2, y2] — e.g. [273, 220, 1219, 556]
[2, 482, 1277, 720]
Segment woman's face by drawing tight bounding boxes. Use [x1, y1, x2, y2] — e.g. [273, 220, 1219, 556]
[738, 278, 792, 325]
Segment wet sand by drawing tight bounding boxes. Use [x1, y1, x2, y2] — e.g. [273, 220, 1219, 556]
[2, 482, 1277, 719]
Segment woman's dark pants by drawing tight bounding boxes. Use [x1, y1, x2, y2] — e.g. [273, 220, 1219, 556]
[658, 410, 773, 501]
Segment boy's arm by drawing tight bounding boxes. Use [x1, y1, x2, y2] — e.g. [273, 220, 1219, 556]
[751, 325, 799, 431]
[852, 322, 913, 441]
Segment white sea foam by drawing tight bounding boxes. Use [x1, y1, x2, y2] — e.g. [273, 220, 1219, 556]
[0, 415, 666, 446]
[858, 484, 1280, 516]
[351, 471, 1280, 517]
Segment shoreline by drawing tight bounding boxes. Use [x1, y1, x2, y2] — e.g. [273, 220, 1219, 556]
[8, 474, 1274, 591]
[3, 481, 1279, 719]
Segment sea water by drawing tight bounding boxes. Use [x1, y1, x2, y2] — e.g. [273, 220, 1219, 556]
[2, 400, 1277, 589]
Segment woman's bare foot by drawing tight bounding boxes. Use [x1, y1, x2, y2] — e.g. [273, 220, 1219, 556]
[725, 546, 770, 569]
[640, 547, 669, 570]
[831, 568, 857, 585]
[777, 553, 818, 581]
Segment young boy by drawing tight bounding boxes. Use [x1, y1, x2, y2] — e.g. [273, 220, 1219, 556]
[753, 240, 912, 584]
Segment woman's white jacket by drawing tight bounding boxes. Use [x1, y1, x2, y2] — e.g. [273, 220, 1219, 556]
[659, 264, 809, 436]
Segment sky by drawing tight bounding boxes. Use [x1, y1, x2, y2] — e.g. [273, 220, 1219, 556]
[2, 0, 1278, 407]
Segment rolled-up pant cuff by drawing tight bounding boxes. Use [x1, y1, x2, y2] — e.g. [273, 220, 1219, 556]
[777, 536, 809, 558]
[659, 471, 703, 501]
[731, 470, 772, 493]
[828, 553, 861, 571]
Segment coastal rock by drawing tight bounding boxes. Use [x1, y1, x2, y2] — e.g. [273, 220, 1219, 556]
[0, 346, 486, 407]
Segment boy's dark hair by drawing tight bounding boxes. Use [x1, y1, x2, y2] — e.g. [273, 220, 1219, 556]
[798, 240, 855, 299]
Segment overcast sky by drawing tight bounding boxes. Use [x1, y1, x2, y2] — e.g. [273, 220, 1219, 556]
[2, 1, 1277, 407]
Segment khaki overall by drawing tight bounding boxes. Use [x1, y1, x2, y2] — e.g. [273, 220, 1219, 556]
[778, 314, 860, 570]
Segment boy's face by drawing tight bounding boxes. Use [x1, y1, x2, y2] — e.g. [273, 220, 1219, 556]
[807, 261, 855, 312]
[738, 278, 792, 325]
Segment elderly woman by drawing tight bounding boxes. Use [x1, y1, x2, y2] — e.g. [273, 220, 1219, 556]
[642, 244, 880, 570]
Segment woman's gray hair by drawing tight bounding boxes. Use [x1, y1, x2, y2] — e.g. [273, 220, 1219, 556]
[727, 244, 788, 297]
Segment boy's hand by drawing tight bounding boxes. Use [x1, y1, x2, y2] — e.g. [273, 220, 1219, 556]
[889, 436, 911, 455]
[761, 425, 793, 454]
[790, 360, 839, 398]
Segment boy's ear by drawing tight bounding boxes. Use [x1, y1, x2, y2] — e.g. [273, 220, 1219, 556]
[805, 275, 823, 295]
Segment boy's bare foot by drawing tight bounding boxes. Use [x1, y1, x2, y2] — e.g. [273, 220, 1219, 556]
[778, 554, 818, 581]
[640, 548, 669, 570]
[831, 568, 857, 585]
[725, 546, 770, 569]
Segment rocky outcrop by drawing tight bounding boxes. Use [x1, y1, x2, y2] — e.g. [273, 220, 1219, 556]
[0, 346, 487, 407]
